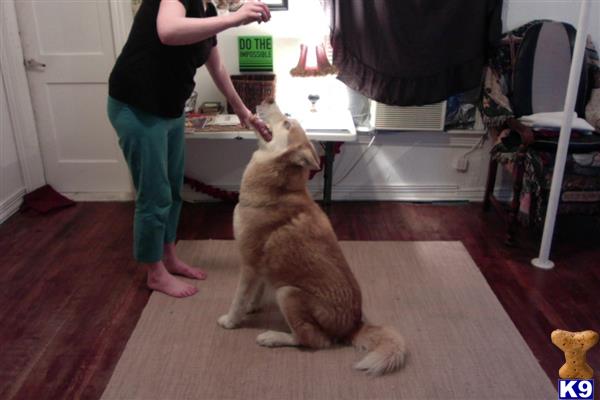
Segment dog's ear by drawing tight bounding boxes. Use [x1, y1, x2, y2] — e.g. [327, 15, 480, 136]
[291, 142, 321, 171]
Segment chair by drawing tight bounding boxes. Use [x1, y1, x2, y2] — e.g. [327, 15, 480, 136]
[480, 20, 600, 245]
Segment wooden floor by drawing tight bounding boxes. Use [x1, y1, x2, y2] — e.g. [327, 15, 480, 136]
[1, 201, 599, 400]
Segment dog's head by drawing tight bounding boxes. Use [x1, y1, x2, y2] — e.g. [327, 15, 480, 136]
[253, 99, 320, 171]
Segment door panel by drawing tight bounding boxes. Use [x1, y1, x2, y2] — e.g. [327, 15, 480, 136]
[46, 83, 122, 161]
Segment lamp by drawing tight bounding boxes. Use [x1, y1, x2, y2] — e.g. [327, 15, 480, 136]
[289, 0, 336, 77]
[290, 43, 337, 77]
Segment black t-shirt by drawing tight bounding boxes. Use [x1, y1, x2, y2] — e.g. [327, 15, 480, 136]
[109, 0, 217, 118]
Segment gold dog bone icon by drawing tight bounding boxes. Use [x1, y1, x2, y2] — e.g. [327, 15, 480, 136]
[551, 329, 598, 379]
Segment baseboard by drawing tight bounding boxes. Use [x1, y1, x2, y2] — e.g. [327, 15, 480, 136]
[320, 184, 485, 202]
[60, 186, 512, 203]
[62, 192, 135, 201]
[182, 183, 492, 203]
[0, 188, 25, 224]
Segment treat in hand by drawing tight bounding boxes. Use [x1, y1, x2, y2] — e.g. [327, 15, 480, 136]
[231, 1, 271, 26]
[248, 114, 273, 142]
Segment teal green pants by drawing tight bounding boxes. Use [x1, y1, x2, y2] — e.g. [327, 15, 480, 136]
[107, 97, 185, 263]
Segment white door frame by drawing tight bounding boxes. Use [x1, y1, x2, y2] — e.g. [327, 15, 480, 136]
[0, 0, 45, 192]
[0, 0, 133, 193]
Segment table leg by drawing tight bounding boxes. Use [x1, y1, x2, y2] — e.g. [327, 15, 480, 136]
[323, 142, 335, 204]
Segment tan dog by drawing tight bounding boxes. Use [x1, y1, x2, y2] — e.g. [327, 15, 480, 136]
[217, 99, 406, 375]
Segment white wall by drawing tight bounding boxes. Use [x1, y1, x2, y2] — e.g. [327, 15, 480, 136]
[185, 0, 599, 202]
[191, 0, 600, 108]
[2, 1, 593, 205]
[503, 0, 600, 42]
[0, 0, 589, 203]
[185, 0, 484, 201]
[0, 71, 26, 222]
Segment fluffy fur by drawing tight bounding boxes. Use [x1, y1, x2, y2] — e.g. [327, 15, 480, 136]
[217, 99, 406, 376]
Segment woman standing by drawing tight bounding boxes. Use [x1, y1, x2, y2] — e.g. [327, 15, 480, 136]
[108, 0, 271, 298]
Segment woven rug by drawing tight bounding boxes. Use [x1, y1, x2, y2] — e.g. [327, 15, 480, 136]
[101, 240, 556, 400]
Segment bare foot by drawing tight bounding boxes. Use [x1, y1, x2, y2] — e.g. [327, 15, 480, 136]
[146, 261, 198, 298]
[164, 257, 207, 280]
[163, 243, 207, 280]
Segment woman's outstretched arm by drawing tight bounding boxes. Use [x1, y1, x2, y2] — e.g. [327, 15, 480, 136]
[157, 0, 271, 46]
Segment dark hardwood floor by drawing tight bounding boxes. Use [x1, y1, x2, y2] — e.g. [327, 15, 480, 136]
[1, 201, 599, 399]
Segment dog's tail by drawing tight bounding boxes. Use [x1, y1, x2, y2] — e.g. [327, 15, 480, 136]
[351, 323, 406, 376]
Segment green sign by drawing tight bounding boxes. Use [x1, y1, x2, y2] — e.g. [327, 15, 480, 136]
[238, 36, 273, 72]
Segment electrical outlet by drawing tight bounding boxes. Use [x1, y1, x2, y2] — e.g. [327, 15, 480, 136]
[454, 157, 469, 172]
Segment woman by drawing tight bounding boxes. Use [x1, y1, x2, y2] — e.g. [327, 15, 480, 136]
[107, 0, 271, 298]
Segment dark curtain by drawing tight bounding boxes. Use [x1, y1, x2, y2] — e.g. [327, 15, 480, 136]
[326, 0, 503, 106]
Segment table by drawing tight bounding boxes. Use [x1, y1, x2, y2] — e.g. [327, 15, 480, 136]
[185, 110, 357, 204]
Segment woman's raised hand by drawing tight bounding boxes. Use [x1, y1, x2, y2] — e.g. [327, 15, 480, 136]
[231, 1, 271, 26]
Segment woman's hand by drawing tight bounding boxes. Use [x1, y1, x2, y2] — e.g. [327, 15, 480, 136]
[157, 0, 244, 46]
[235, 106, 272, 141]
[205, 48, 272, 141]
[230, 1, 271, 26]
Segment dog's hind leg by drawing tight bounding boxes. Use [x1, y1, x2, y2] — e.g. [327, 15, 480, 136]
[256, 330, 298, 347]
[257, 286, 332, 349]
[218, 265, 261, 329]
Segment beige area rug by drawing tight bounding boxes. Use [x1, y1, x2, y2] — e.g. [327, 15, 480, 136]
[101, 241, 556, 400]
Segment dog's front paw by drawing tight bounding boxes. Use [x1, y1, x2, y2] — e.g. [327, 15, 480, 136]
[217, 314, 239, 329]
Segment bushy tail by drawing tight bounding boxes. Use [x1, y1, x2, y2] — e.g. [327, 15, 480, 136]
[351, 323, 406, 376]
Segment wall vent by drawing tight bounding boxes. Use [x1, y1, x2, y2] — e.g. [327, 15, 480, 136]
[370, 101, 447, 131]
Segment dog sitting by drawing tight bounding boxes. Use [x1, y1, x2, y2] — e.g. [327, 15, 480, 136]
[217, 99, 406, 375]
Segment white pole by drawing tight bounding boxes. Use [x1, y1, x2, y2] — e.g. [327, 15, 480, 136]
[531, 0, 591, 270]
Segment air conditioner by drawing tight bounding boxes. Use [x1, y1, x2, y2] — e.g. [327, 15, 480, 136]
[370, 101, 447, 131]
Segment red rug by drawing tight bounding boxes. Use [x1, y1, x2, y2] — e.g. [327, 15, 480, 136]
[21, 185, 76, 213]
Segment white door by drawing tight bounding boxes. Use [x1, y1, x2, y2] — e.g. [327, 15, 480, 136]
[15, 0, 132, 194]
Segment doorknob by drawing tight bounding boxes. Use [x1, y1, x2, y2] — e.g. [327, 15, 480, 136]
[24, 58, 46, 70]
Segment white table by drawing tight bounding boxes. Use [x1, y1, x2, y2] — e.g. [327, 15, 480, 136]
[185, 109, 357, 203]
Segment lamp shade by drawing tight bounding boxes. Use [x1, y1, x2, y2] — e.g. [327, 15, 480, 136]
[290, 43, 337, 77]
